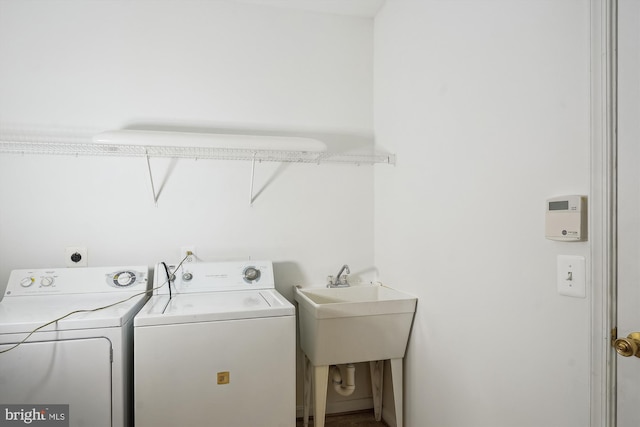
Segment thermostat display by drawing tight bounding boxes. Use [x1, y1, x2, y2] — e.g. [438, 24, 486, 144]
[549, 201, 569, 211]
[545, 195, 587, 241]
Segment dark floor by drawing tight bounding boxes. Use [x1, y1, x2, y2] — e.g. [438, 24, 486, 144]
[296, 410, 389, 427]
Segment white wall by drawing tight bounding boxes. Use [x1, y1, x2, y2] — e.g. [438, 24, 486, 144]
[0, 0, 376, 413]
[0, 1, 598, 425]
[374, 1, 591, 426]
[0, 0, 376, 289]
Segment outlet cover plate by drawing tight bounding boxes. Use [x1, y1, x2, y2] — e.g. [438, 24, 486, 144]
[65, 247, 88, 267]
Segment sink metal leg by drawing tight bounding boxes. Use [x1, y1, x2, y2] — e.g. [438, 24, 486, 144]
[369, 360, 384, 422]
[312, 365, 329, 427]
[390, 358, 404, 427]
[303, 355, 311, 427]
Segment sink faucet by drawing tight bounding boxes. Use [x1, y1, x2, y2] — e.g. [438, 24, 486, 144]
[328, 264, 350, 288]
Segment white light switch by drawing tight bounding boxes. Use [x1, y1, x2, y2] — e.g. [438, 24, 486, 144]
[557, 255, 586, 298]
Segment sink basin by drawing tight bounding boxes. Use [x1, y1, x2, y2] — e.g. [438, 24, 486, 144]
[294, 284, 417, 366]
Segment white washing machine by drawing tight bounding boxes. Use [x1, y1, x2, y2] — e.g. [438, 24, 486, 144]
[134, 260, 295, 427]
[0, 266, 149, 427]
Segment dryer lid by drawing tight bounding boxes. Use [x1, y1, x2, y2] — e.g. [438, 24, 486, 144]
[0, 292, 149, 334]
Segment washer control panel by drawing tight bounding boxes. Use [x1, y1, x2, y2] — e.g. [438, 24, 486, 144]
[4, 266, 149, 297]
[155, 261, 275, 295]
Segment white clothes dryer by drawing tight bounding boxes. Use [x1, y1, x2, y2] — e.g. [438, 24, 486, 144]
[134, 261, 295, 427]
[0, 266, 149, 427]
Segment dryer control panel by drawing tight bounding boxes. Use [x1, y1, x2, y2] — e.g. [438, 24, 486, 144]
[155, 261, 275, 295]
[4, 266, 149, 297]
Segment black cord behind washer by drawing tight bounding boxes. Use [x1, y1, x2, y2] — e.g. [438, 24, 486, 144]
[160, 262, 173, 300]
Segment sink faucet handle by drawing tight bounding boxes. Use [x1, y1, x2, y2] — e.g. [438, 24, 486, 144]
[328, 265, 351, 287]
[327, 276, 335, 287]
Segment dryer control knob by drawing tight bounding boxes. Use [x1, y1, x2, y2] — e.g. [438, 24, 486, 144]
[182, 272, 193, 281]
[40, 276, 54, 287]
[114, 271, 136, 287]
[20, 277, 35, 288]
[243, 267, 260, 282]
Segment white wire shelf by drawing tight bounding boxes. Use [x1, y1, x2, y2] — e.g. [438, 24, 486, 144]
[0, 140, 396, 165]
[0, 129, 395, 205]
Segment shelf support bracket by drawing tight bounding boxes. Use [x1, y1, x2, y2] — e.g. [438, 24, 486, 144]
[249, 152, 257, 207]
[145, 150, 158, 206]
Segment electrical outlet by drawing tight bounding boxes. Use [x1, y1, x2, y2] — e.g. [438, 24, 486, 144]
[180, 246, 196, 263]
[65, 247, 88, 267]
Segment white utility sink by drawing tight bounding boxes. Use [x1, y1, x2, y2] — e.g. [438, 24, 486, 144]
[294, 284, 417, 366]
[295, 283, 417, 427]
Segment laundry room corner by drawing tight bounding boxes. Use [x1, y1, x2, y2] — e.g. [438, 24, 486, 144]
[0, 1, 379, 422]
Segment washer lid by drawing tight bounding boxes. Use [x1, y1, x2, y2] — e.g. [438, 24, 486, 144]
[0, 292, 149, 334]
[133, 289, 294, 327]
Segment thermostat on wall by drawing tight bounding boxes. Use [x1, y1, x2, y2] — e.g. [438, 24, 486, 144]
[545, 195, 587, 241]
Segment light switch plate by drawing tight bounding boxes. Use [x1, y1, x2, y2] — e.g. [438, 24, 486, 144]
[557, 255, 586, 298]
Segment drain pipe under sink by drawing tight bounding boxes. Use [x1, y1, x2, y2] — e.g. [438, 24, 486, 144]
[330, 364, 356, 396]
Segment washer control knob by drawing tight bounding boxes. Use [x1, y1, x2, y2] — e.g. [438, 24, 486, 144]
[40, 276, 55, 287]
[20, 277, 35, 288]
[182, 272, 193, 281]
[114, 271, 136, 287]
[243, 267, 260, 282]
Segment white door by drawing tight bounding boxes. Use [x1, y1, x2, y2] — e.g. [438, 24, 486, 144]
[616, 0, 640, 425]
